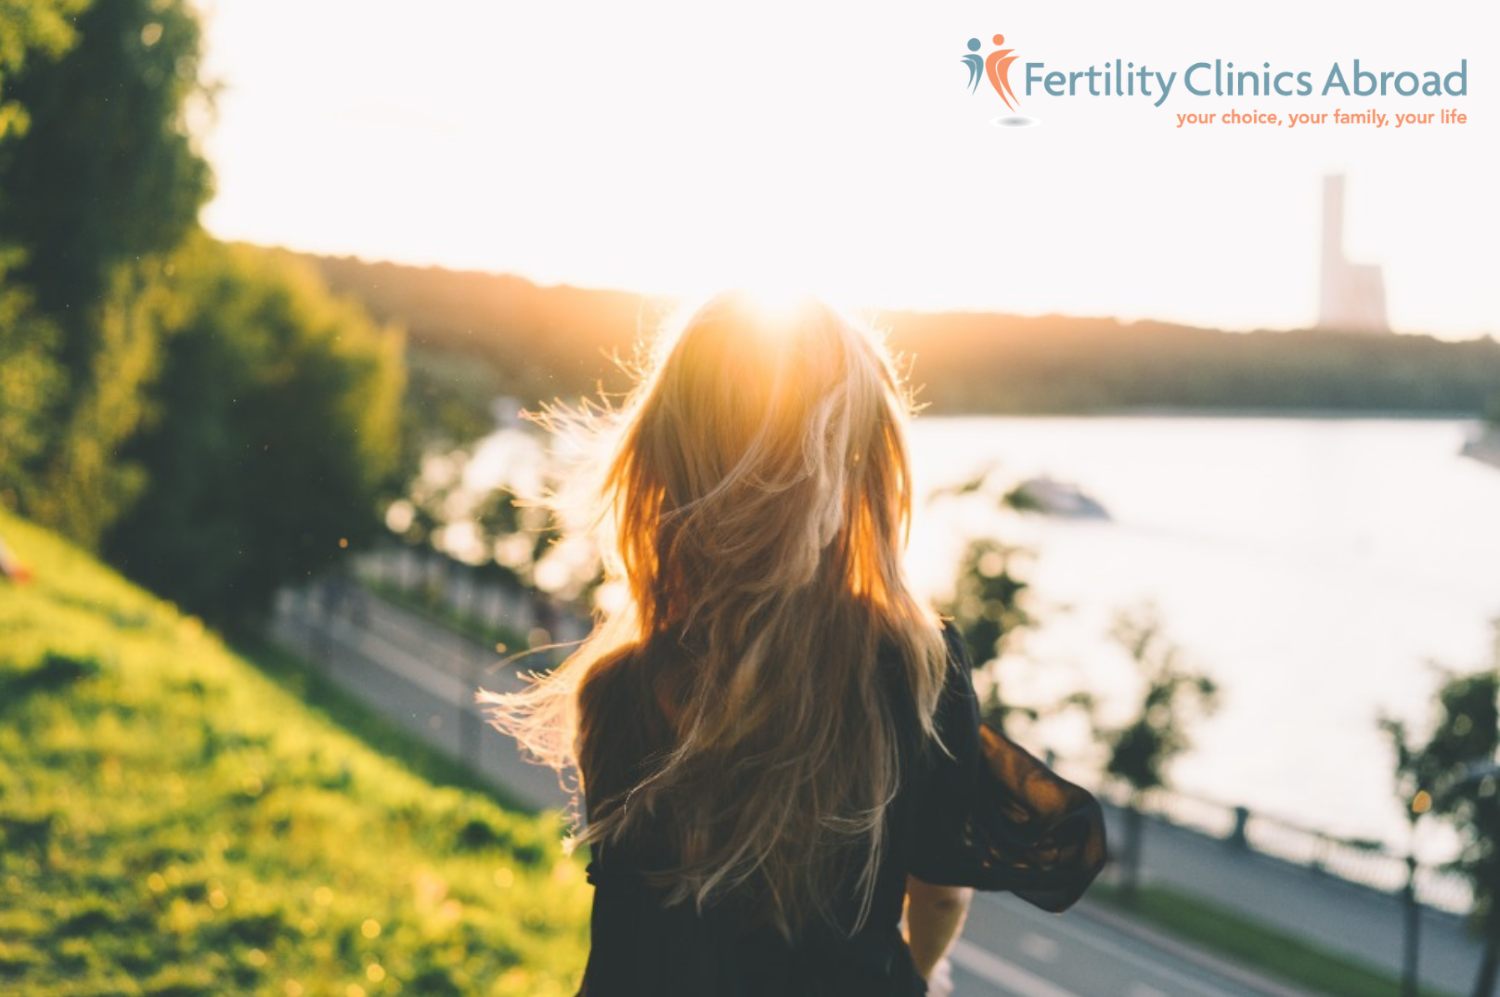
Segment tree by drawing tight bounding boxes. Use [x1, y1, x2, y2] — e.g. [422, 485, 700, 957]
[0, 254, 63, 499]
[103, 239, 404, 628]
[0, 2, 87, 140]
[929, 464, 1038, 726]
[1384, 625, 1500, 997]
[396, 345, 503, 484]
[1071, 607, 1220, 902]
[939, 537, 1034, 727]
[472, 486, 562, 586]
[0, 0, 210, 325]
[0, 0, 82, 509]
[0, 0, 213, 544]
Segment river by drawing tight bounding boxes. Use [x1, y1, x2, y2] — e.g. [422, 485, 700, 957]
[905, 415, 1500, 856]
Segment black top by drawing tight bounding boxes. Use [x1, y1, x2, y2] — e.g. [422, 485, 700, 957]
[577, 625, 1107, 996]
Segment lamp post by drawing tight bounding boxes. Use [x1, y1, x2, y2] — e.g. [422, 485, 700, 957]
[1403, 760, 1499, 997]
[1401, 853, 1420, 997]
[1400, 787, 1432, 997]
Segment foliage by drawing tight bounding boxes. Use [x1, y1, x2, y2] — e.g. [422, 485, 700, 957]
[931, 462, 1039, 725]
[15, 256, 183, 546]
[0, 0, 86, 143]
[0, 0, 210, 321]
[101, 239, 404, 628]
[307, 253, 1500, 416]
[0, 0, 82, 510]
[0, 2, 411, 621]
[1079, 607, 1221, 797]
[0, 0, 214, 546]
[309, 255, 652, 412]
[471, 487, 565, 589]
[940, 538, 1031, 669]
[387, 425, 604, 614]
[1066, 607, 1220, 904]
[0, 254, 63, 497]
[398, 344, 503, 482]
[0, 508, 589, 996]
[1382, 625, 1500, 995]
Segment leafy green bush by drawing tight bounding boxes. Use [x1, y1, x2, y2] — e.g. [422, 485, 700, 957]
[104, 238, 405, 628]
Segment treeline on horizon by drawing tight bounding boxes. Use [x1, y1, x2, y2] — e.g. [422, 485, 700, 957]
[306, 254, 1500, 418]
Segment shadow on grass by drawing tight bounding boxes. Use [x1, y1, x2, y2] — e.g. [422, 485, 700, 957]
[0, 652, 102, 715]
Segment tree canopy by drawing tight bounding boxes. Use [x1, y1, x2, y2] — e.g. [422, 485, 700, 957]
[1, 1, 406, 626]
[104, 240, 404, 626]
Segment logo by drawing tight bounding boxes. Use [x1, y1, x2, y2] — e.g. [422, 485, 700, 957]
[958, 33, 1467, 131]
[964, 34, 1021, 110]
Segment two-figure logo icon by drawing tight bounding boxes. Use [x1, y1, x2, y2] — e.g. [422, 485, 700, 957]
[963, 34, 1021, 111]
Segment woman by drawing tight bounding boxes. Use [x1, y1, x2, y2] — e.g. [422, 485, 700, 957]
[483, 292, 1105, 995]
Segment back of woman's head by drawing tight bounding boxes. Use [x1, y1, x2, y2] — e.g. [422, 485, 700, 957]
[483, 291, 948, 939]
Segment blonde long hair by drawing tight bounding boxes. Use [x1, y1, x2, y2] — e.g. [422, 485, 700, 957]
[481, 291, 948, 939]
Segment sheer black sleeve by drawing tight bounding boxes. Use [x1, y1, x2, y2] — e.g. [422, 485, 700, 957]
[907, 625, 1107, 912]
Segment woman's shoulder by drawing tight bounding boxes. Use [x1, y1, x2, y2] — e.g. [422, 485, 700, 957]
[877, 620, 980, 768]
[576, 641, 683, 808]
[890, 619, 977, 705]
[877, 616, 969, 673]
[935, 618, 975, 675]
[578, 637, 691, 730]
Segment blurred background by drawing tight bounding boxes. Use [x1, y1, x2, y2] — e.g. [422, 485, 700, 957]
[1, 1, 1497, 995]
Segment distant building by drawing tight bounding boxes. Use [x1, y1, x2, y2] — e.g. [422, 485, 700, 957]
[1318, 175, 1389, 333]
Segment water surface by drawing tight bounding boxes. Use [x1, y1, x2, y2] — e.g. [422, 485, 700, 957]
[905, 415, 1500, 855]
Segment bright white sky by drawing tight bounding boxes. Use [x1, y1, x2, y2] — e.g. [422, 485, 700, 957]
[198, 0, 1497, 338]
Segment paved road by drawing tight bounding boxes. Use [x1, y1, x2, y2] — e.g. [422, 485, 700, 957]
[271, 587, 1477, 996]
[947, 891, 1320, 997]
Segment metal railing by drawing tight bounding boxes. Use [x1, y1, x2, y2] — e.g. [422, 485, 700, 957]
[1097, 782, 1473, 915]
[349, 543, 590, 652]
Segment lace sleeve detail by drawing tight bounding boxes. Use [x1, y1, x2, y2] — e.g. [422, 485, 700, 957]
[908, 626, 1108, 912]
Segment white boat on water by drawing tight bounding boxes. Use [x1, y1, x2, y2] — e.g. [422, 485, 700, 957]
[1006, 476, 1110, 520]
[1460, 424, 1500, 470]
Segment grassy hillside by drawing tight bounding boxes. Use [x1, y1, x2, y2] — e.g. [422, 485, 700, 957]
[0, 510, 589, 996]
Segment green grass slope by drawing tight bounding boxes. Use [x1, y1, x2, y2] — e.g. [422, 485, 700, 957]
[0, 510, 589, 996]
